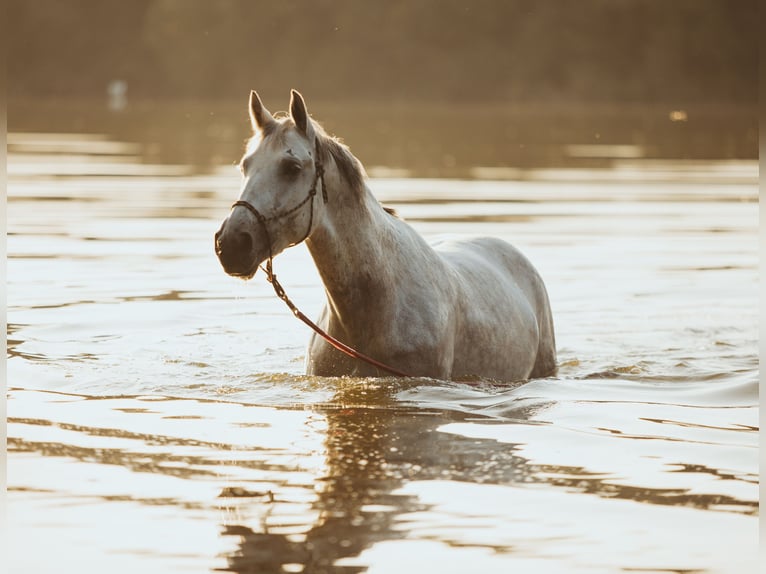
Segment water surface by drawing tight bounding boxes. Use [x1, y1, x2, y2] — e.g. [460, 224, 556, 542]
[6, 134, 759, 573]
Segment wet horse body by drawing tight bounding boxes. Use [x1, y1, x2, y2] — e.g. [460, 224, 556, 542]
[215, 91, 556, 381]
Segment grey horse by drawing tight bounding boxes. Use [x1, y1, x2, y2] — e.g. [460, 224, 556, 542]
[215, 90, 556, 381]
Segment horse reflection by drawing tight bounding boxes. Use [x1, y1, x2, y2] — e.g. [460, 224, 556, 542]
[216, 379, 567, 572]
[216, 377, 758, 573]
[218, 382, 424, 573]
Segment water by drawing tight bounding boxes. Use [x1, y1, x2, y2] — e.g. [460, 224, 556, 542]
[6, 133, 759, 573]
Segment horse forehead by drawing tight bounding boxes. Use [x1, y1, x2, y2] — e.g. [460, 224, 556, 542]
[280, 129, 312, 157]
[249, 129, 311, 163]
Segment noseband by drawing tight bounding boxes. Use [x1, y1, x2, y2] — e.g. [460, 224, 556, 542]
[226, 137, 411, 378]
[232, 137, 327, 260]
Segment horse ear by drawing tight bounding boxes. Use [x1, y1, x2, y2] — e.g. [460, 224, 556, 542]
[249, 90, 275, 132]
[289, 89, 314, 138]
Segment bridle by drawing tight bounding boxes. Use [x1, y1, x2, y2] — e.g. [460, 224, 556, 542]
[232, 137, 328, 256]
[229, 137, 411, 378]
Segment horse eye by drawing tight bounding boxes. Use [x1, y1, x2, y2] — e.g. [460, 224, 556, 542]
[281, 160, 303, 177]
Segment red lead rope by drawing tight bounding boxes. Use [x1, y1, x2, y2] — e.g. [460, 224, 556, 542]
[261, 259, 413, 378]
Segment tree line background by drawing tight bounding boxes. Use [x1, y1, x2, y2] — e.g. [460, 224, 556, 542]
[7, 0, 758, 170]
[9, 0, 756, 105]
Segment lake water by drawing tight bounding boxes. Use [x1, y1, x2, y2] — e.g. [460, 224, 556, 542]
[6, 133, 759, 573]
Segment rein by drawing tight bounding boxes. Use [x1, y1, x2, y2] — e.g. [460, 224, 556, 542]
[231, 139, 412, 378]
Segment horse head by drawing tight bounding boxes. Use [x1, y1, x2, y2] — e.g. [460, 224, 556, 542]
[215, 90, 324, 279]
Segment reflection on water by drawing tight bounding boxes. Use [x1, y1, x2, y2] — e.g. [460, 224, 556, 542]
[6, 134, 759, 573]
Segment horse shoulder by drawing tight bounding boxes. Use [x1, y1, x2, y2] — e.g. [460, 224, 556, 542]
[366, 221, 458, 374]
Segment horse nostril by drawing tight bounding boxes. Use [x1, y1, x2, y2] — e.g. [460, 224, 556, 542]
[234, 231, 253, 254]
[215, 224, 257, 275]
[216, 228, 253, 256]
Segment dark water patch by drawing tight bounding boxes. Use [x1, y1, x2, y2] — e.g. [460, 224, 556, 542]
[667, 463, 758, 484]
[7, 231, 71, 236]
[114, 407, 159, 414]
[537, 466, 757, 516]
[7, 194, 97, 202]
[387, 197, 543, 205]
[16, 299, 99, 311]
[640, 418, 758, 434]
[621, 568, 706, 574]
[7, 436, 221, 479]
[218, 487, 275, 500]
[8, 254, 83, 260]
[97, 495, 209, 511]
[7, 416, 247, 451]
[579, 368, 752, 385]
[7, 347, 98, 363]
[663, 265, 751, 272]
[405, 214, 536, 224]
[7, 486, 57, 494]
[7, 323, 27, 356]
[123, 290, 188, 302]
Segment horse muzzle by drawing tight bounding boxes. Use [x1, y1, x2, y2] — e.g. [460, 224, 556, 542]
[214, 218, 268, 279]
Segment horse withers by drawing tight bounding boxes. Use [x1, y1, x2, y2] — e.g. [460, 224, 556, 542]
[215, 90, 556, 381]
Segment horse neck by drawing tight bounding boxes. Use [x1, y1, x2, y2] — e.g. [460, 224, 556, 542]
[305, 163, 403, 318]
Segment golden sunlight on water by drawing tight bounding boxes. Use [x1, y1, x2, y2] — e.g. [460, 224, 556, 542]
[6, 134, 759, 573]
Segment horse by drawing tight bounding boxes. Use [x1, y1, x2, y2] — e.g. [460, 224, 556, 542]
[215, 90, 556, 381]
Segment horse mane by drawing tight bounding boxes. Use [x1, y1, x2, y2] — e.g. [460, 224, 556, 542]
[311, 121, 402, 218]
[311, 120, 367, 193]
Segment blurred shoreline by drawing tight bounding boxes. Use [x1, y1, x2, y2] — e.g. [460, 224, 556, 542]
[8, 98, 757, 178]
